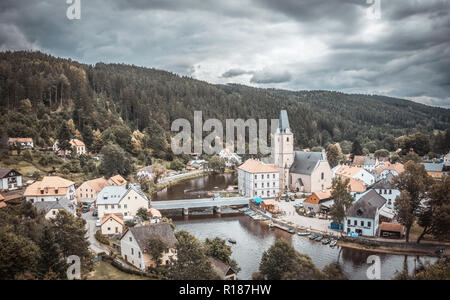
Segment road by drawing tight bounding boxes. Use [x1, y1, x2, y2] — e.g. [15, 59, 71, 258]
[157, 170, 206, 184]
[82, 211, 108, 255]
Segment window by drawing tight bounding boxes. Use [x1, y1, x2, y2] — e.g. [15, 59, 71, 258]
[347, 219, 351, 225]
[131, 248, 134, 255]
[105, 205, 109, 209]
[129, 237, 132, 242]
[361, 221, 364, 227]
[354, 220, 357, 226]
[138, 252, 141, 258]
[107, 227, 111, 231]
[287, 137, 289, 142]
[321, 172, 324, 180]
[254, 175, 257, 179]
[124, 204, 128, 209]
[368, 222, 371, 228]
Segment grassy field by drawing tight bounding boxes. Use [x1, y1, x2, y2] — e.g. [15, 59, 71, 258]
[87, 261, 150, 280]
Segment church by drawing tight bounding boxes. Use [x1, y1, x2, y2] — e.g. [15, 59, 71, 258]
[273, 110, 332, 194]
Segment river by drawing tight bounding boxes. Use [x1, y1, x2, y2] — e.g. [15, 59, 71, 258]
[154, 173, 437, 280]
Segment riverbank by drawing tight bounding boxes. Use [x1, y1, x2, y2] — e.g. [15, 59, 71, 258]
[338, 240, 449, 257]
[154, 170, 213, 193]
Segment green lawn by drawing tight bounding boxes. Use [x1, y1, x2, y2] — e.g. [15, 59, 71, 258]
[87, 261, 150, 280]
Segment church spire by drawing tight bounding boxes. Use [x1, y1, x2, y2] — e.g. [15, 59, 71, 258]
[278, 110, 290, 133]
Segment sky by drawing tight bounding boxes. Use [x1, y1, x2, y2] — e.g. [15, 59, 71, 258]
[0, 0, 449, 108]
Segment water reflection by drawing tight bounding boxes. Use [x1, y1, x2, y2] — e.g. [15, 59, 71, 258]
[155, 173, 236, 201]
[174, 215, 437, 280]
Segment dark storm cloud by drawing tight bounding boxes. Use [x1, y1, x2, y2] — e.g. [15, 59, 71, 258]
[250, 69, 292, 84]
[222, 69, 253, 78]
[0, 0, 449, 107]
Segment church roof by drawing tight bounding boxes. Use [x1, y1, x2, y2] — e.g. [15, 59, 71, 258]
[278, 110, 290, 133]
[289, 151, 325, 175]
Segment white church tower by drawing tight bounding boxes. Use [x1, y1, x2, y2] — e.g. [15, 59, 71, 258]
[274, 110, 294, 192]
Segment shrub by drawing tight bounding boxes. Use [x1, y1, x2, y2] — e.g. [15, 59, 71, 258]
[95, 230, 110, 246]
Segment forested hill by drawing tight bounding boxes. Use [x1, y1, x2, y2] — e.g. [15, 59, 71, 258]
[0, 51, 449, 152]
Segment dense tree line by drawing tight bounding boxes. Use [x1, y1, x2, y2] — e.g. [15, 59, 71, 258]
[1, 51, 449, 157]
[0, 203, 92, 279]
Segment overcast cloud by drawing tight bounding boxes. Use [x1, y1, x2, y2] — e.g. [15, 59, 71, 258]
[0, 0, 449, 108]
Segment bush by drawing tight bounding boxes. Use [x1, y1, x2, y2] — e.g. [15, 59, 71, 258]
[95, 230, 110, 246]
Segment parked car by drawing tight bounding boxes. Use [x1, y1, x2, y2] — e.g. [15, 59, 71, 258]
[95, 219, 101, 227]
[82, 206, 90, 213]
[92, 208, 98, 217]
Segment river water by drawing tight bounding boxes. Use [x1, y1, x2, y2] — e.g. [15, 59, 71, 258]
[154, 173, 437, 280]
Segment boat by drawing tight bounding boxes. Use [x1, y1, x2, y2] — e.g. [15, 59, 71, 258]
[228, 238, 237, 244]
[288, 229, 296, 234]
[309, 233, 318, 240]
[330, 240, 337, 248]
[322, 238, 331, 245]
[315, 235, 323, 242]
[268, 222, 274, 228]
[298, 231, 311, 236]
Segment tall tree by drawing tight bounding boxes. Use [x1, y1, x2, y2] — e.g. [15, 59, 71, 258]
[168, 231, 219, 280]
[326, 143, 342, 168]
[394, 161, 433, 243]
[329, 177, 354, 224]
[57, 121, 73, 155]
[204, 237, 240, 272]
[145, 236, 168, 267]
[99, 143, 134, 177]
[350, 140, 363, 160]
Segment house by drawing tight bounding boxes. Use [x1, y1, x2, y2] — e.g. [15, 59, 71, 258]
[76, 177, 110, 205]
[108, 174, 127, 186]
[33, 198, 76, 219]
[53, 139, 86, 156]
[273, 110, 332, 193]
[423, 162, 444, 180]
[136, 164, 166, 181]
[0, 168, 23, 191]
[96, 184, 150, 219]
[363, 157, 377, 172]
[219, 148, 242, 168]
[149, 208, 162, 223]
[24, 176, 75, 203]
[76, 175, 126, 205]
[368, 173, 400, 210]
[335, 165, 375, 186]
[8, 138, 34, 149]
[238, 159, 279, 198]
[352, 155, 366, 167]
[303, 189, 332, 213]
[101, 213, 124, 235]
[379, 222, 404, 239]
[344, 190, 387, 237]
[187, 159, 207, 170]
[261, 199, 280, 214]
[120, 223, 177, 271]
[374, 162, 404, 179]
[208, 257, 237, 280]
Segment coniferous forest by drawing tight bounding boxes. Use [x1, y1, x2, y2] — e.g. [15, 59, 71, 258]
[1, 51, 449, 155]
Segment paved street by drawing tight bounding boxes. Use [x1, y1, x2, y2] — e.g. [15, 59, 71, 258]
[277, 198, 339, 236]
[82, 211, 108, 255]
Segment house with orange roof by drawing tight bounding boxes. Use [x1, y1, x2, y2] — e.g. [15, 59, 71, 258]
[76, 177, 109, 205]
[238, 159, 279, 198]
[53, 139, 86, 156]
[24, 176, 75, 203]
[8, 137, 34, 149]
[348, 178, 367, 198]
[101, 213, 124, 235]
[334, 165, 375, 186]
[108, 174, 127, 186]
[303, 188, 332, 213]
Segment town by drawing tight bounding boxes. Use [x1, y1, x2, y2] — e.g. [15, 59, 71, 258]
[0, 108, 449, 280]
